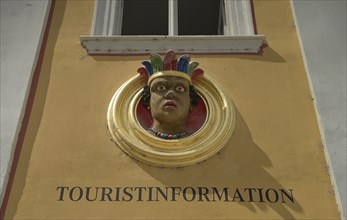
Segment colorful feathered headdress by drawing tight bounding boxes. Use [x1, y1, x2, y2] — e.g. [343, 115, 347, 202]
[137, 50, 204, 85]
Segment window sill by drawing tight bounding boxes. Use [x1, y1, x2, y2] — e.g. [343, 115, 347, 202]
[79, 35, 266, 55]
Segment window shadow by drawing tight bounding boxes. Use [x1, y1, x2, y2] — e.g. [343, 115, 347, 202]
[237, 47, 286, 63]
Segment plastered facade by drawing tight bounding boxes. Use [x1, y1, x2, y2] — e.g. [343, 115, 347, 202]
[1, 0, 342, 219]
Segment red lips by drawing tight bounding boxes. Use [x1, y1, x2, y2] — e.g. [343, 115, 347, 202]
[163, 100, 177, 108]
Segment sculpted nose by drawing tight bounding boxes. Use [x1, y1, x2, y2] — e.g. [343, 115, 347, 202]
[165, 90, 175, 99]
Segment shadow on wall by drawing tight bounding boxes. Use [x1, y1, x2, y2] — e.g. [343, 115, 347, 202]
[137, 108, 303, 219]
[237, 47, 286, 63]
[1, 0, 67, 219]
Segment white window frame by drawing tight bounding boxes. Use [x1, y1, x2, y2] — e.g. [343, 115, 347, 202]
[80, 0, 266, 54]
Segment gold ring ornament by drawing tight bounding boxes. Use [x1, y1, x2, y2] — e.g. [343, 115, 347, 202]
[107, 50, 236, 167]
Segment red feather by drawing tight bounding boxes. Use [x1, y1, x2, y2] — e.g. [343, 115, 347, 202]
[192, 68, 204, 80]
[163, 50, 177, 70]
[137, 67, 148, 76]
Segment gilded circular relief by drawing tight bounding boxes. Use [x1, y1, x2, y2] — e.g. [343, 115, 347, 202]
[107, 51, 236, 167]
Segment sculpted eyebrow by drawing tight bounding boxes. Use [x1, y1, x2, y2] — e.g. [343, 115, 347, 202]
[153, 81, 166, 86]
[175, 82, 188, 88]
[151, 81, 168, 90]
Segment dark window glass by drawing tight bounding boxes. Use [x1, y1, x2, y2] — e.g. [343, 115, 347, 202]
[178, 0, 222, 35]
[122, 0, 168, 35]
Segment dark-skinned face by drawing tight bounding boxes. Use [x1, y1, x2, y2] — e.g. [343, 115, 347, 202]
[149, 76, 190, 130]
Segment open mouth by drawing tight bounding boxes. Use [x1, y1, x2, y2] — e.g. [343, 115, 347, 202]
[163, 100, 177, 108]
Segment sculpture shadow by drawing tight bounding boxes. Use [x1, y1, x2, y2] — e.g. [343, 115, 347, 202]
[137, 108, 304, 219]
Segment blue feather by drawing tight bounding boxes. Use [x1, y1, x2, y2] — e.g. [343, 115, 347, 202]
[177, 55, 190, 73]
[142, 61, 153, 76]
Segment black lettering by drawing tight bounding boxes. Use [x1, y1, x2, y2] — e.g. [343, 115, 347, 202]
[171, 187, 182, 201]
[183, 187, 196, 202]
[155, 187, 168, 201]
[86, 187, 99, 201]
[232, 188, 245, 202]
[70, 187, 83, 201]
[244, 188, 257, 202]
[280, 189, 294, 203]
[257, 188, 265, 202]
[198, 187, 210, 201]
[134, 187, 146, 201]
[114, 187, 121, 201]
[56, 186, 69, 201]
[122, 187, 133, 202]
[100, 187, 113, 201]
[212, 187, 229, 201]
[265, 188, 279, 203]
[148, 187, 154, 201]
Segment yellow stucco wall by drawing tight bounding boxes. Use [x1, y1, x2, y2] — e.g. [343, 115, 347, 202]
[4, 0, 340, 219]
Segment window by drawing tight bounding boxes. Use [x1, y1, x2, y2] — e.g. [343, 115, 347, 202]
[178, 0, 221, 35]
[121, 0, 168, 35]
[80, 0, 265, 54]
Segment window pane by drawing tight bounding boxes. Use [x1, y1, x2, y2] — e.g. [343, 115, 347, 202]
[178, 0, 222, 35]
[121, 0, 168, 35]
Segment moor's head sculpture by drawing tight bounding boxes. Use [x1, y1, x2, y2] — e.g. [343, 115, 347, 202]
[137, 50, 203, 139]
[108, 49, 235, 166]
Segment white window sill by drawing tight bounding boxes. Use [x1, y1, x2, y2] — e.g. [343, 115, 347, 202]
[79, 35, 266, 55]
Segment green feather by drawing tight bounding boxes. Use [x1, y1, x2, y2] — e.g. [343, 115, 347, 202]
[150, 54, 163, 72]
[188, 61, 199, 76]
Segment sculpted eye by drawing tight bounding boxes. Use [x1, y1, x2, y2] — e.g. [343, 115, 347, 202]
[157, 85, 166, 91]
[175, 85, 185, 92]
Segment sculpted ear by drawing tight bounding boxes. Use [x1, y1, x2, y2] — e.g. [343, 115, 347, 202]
[189, 85, 199, 105]
[142, 86, 151, 107]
